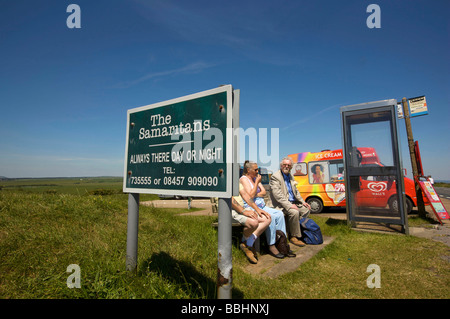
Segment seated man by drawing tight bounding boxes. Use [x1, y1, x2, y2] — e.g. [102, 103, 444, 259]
[231, 189, 271, 264]
[270, 157, 311, 247]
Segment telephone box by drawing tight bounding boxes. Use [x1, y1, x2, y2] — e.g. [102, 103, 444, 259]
[340, 99, 409, 234]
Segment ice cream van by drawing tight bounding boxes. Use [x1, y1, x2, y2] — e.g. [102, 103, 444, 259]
[287, 148, 427, 214]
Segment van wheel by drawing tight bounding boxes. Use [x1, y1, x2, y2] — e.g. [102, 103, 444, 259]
[307, 198, 323, 214]
[389, 196, 413, 214]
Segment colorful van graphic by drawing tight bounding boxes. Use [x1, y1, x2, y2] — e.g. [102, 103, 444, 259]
[287, 148, 428, 214]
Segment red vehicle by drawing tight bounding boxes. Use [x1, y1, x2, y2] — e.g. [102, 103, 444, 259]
[287, 148, 428, 214]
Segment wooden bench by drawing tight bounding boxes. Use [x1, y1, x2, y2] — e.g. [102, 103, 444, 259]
[209, 185, 277, 255]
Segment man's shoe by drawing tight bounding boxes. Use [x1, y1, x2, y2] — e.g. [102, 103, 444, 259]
[240, 243, 258, 264]
[290, 237, 306, 247]
[250, 246, 258, 260]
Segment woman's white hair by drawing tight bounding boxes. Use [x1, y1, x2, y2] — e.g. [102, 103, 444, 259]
[243, 160, 257, 174]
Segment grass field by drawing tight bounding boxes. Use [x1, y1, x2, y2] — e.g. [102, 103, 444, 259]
[0, 178, 449, 299]
[0, 176, 158, 200]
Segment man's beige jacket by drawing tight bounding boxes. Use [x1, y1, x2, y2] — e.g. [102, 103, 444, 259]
[269, 169, 305, 212]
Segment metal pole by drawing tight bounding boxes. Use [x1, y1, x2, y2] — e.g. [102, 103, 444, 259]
[126, 193, 139, 272]
[217, 197, 232, 299]
[402, 98, 426, 217]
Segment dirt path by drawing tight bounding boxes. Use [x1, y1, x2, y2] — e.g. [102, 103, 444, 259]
[141, 198, 215, 215]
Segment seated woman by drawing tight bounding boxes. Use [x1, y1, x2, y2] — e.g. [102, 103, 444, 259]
[231, 188, 271, 264]
[239, 160, 290, 259]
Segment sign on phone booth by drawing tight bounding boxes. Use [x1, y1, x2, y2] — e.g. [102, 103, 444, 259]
[396, 102, 404, 119]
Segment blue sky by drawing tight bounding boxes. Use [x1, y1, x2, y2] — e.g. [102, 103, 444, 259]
[0, 0, 449, 180]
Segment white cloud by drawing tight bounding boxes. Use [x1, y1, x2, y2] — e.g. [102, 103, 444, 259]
[282, 103, 342, 131]
[115, 61, 215, 88]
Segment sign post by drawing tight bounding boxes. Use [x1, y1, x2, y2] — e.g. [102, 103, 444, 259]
[401, 97, 426, 217]
[217, 197, 232, 299]
[126, 193, 139, 272]
[123, 85, 238, 298]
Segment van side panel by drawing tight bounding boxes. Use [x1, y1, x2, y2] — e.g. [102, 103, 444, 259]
[288, 148, 428, 212]
[288, 150, 346, 209]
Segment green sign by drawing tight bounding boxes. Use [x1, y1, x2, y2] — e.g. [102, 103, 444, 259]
[123, 85, 234, 197]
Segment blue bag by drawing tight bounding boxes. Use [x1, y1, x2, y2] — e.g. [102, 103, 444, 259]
[299, 218, 323, 245]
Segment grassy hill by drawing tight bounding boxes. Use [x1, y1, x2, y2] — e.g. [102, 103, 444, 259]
[0, 177, 449, 299]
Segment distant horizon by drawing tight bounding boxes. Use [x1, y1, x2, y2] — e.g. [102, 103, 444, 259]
[1, 175, 449, 185]
[0, 175, 122, 179]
